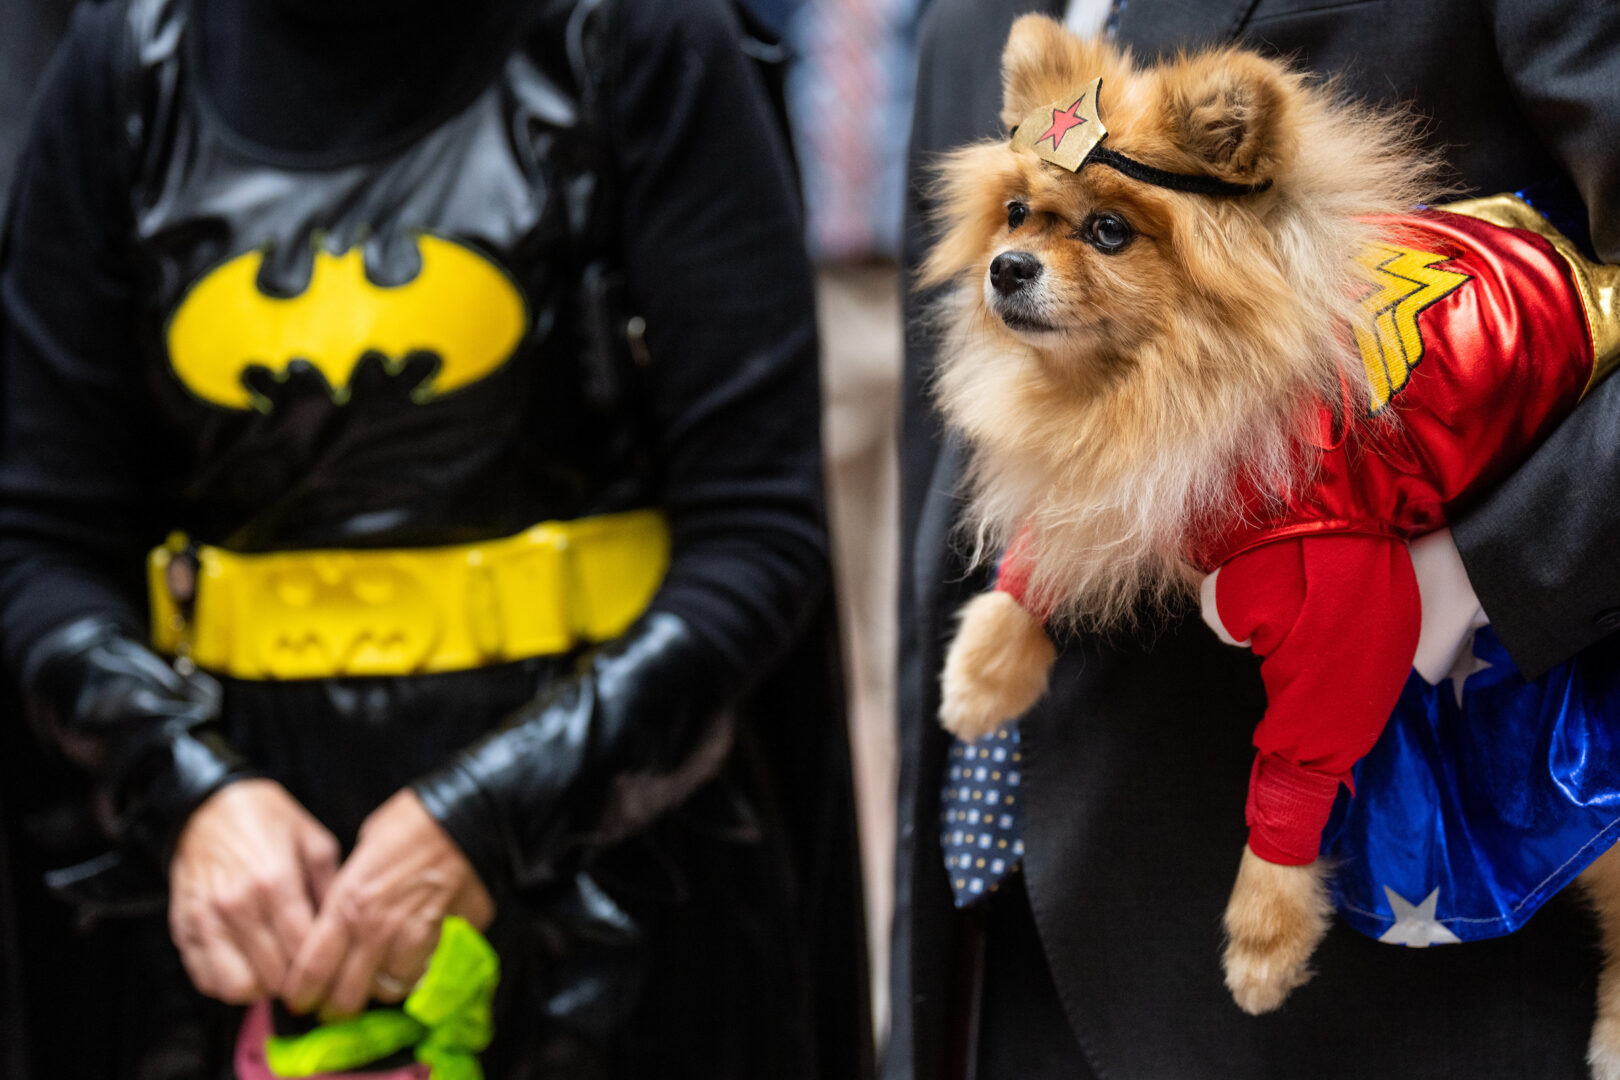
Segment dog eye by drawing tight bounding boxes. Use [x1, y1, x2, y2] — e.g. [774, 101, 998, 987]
[1007, 202, 1029, 230]
[1083, 213, 1134, 254]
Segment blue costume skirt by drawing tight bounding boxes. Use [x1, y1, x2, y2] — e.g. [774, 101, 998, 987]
[1321, 625, 1620, 945]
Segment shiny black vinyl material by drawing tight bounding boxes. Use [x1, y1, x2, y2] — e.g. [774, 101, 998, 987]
[129, 0, 646, 550]
[22, 617, 249, 866]
[413, 613, 731, 897]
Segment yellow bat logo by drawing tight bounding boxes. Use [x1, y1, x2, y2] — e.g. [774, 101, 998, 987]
[251, 558, 440, 678]
[1353, 242, 1469, 414]
[166, 233, 527, 412]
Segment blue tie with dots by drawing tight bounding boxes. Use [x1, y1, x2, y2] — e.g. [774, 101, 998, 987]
[940, 726, 1025, 907]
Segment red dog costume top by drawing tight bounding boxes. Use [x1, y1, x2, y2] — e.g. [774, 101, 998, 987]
[999, 195, 1620, 866]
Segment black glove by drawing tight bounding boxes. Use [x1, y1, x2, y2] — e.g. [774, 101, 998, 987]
[21, 616, 255, 867]
[412, 611, 733, 898]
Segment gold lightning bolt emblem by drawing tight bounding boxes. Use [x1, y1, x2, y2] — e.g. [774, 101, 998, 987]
[1352, 243, 1470, 414]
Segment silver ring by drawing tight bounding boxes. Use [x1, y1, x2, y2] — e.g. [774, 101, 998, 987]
[373, 973, 408, 997]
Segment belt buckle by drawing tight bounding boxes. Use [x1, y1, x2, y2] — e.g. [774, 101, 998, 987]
[249, 552, 444, 678]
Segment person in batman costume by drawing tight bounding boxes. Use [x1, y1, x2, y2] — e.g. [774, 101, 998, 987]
[0, 0, 873, 1077]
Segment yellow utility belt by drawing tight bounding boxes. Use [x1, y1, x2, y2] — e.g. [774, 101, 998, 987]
[148, 509, 670, 680]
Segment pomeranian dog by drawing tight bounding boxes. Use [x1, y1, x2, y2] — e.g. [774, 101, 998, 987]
[927, 13, 1620, 1071]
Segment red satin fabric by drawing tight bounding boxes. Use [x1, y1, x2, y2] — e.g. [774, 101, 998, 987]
[1217, 535, 1421, 864]
[1204, 208, 1594, 569]
[1202, 209, 1596, 863]
[1201, 209, 1597, 863]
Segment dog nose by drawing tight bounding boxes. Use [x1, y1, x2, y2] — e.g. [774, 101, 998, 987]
[989, 251, 1041, 294]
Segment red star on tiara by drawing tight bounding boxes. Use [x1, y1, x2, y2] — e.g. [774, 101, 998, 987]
[1036, 92, 1089, 151]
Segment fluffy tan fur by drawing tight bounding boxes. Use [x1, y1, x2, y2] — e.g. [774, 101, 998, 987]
[940, 590, 1058, 739]
[924, 17, 1442, 630]
[1222, 846, 1333, 1015]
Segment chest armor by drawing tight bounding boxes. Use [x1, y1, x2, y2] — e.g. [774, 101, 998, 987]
[123, 0, 644, 551]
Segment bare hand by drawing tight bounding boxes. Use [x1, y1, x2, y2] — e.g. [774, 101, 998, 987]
[282, 788, 494, 1017]
[168, 778, 341, 1004]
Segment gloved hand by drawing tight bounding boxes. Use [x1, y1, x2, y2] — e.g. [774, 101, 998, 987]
[411, 611, 734, 900]
[21, 615, 256, 866]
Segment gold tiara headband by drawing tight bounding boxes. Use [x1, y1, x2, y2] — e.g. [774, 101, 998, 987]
[1009, 78, 1272, 198]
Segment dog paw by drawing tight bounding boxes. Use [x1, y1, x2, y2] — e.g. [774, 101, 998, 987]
[939, 591, 1057, 739]
[938, 698, 1006, 741]
[1223, 936, 1312, 1016]
[1222, 847, 1332, 1016]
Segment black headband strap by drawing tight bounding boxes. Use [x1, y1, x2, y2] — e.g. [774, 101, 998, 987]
[1006, 122, 1273, 199]
[1086, 145, 1272, 197]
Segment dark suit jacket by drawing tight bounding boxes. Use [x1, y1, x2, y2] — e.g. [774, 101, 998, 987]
[892, 1, 1620, 1077]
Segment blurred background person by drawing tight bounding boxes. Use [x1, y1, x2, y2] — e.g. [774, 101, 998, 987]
[781, 0, 925, 1038]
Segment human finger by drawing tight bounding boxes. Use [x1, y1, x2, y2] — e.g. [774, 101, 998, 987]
[265, 821, 340, 972]
[172, 904, 265, 1005]
[215, 889, 293, 998]
[373, 914, 441, 1002]
[282, 900, 351, 1015]
[451, 876, 496, 931]
[321, 922, 393, 1018]
[261, 875, 318, 990]
[298, 824, 341, 909]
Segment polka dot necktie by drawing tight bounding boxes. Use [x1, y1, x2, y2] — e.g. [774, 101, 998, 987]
[940, 726, 1025, 907]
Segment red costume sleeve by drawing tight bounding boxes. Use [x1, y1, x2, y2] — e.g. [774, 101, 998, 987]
[1215, 534, 1421, 865]
[994, 526, 1049, 617]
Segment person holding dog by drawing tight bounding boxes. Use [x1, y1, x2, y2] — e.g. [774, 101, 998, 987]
[0, 0, 871, 1076]
[893, 1, 1620, 1077]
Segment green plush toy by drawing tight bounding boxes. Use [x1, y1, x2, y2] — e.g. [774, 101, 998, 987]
[263, 917, 499, 1080]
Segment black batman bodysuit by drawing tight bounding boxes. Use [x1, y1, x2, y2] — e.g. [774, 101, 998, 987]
[0, 0, 869, 1075]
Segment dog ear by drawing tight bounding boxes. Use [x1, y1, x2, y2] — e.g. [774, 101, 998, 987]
[1166, 50, 1295, 185]
[1000, 15, 1091, 131]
